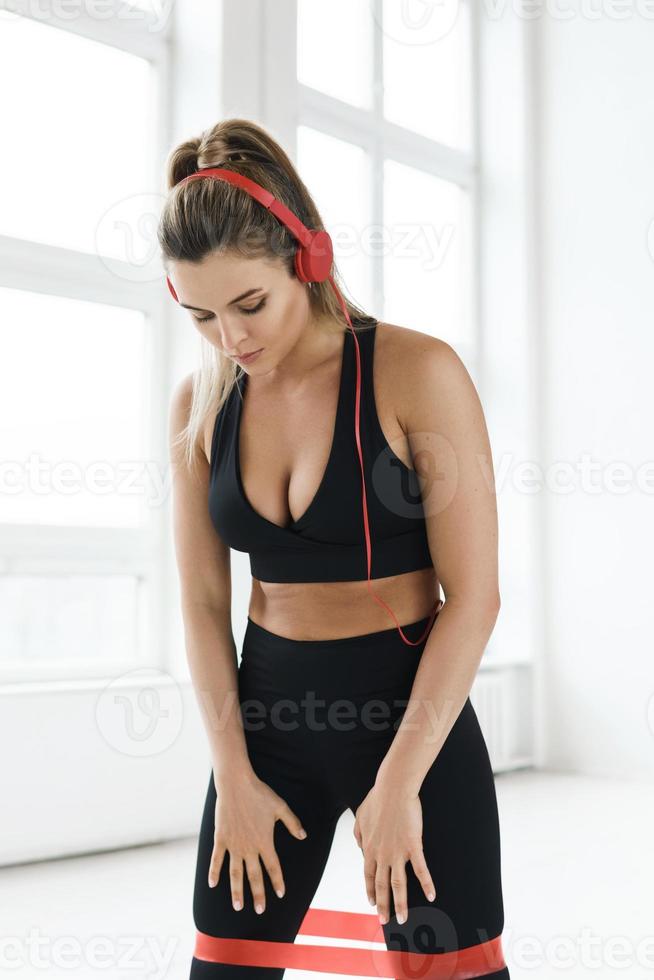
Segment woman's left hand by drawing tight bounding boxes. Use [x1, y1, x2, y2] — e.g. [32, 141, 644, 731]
[353, 779, 437, 925]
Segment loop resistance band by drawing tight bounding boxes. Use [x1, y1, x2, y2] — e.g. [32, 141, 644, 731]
[194, 906, 507, 978]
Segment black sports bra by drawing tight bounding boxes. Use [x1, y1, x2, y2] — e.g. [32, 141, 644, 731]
[208, 320, 434, 583]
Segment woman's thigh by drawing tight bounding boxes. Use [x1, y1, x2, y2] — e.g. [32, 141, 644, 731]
[190, 754, 342, 979]
[190, 614, 509, 978]
[345, 698, 509, 978]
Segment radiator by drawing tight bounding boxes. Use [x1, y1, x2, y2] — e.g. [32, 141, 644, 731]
[470, 665, 534, 772]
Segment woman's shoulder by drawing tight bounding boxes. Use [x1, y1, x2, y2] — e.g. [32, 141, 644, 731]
[374, 320, 460, 382]
[374, 321, 471, 428]
[169, 370, 216, 466]
[169, 371, 196, 440]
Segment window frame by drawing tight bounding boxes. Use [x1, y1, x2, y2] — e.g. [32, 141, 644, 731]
[252, 2, 534, 766]
[0, 1, 173, 683]
[262, 0, 480, 374]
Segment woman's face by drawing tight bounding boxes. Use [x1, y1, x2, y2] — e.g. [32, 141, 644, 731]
[167, 251, 312, 372]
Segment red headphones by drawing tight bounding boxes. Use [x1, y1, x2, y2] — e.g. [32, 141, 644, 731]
[166, 167, 442, 645]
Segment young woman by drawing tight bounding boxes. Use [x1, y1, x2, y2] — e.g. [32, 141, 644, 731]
[161, 118, 509, 979]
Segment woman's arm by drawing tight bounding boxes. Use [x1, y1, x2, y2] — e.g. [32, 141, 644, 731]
[169, 375, 308, 913]
[169, 373, 250, 783]
[375, 333, 501, 795]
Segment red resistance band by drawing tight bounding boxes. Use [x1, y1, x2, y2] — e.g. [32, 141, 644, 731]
[194, 907, 507, 979]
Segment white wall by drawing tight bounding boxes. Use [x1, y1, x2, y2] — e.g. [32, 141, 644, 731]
[536, 4, 654, 778]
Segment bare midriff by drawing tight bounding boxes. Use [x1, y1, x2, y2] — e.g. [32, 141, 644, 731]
[247, 565, 440, 641]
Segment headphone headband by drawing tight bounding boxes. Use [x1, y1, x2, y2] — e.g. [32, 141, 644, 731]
[165, 167, 334, 301]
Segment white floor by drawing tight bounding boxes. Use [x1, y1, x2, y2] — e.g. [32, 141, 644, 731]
[2, 769, 652, 980]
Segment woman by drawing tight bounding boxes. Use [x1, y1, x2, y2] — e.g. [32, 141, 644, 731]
[161, 118, 509, 979]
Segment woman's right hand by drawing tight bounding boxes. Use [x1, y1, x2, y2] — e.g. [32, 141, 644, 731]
[209, 771, 308, 914]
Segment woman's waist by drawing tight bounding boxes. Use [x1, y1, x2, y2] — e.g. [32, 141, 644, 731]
[248, 566, 439, 642]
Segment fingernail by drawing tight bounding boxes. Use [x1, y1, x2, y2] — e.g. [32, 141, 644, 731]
[233, 900, 242, 911]
[379, 913, 387, 925]
[276, 888, 285, 898]
[427, 891, 436, 902]
[397, 912, 406, 924]
[208, 877, 216, 888]
[255, 903, 264, 914]
[299, 829, 307, 839]
[368, 896, 376, 906]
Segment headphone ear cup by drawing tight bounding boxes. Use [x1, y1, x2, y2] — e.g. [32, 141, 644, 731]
[293, 247, 310, 284]
[166, 276, 179, 302]
[295, 229, 333, 283]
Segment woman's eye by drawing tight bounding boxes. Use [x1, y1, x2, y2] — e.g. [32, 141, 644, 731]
[240, 298, 266, 316]
[193, 298, 266, 323]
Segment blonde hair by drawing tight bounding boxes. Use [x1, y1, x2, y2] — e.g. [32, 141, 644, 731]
[158, 117, 377, 473]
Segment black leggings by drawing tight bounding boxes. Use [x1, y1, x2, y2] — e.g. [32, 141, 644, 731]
[190, 613, 510, 979]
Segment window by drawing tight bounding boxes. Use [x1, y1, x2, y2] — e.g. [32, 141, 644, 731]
[1, 6, 170, 681]
[382, 0, 472, 150]
[384, 161, 472, 345]
[296, 126, 373, 315]
[295, 0, 477, 366]
[0, 290, 148, 528]
[0, 16, 154, 256]
[297, 0, 373, 110]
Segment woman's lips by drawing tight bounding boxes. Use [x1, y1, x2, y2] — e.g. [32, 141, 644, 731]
[235, 348, 263, 364]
